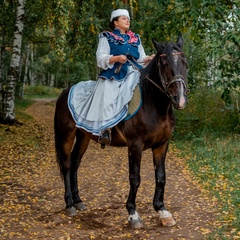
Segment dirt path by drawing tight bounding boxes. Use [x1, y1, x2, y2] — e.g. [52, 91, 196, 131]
[0, 99, 217, 239]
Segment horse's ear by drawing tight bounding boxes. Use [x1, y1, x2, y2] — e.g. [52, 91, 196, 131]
[152, 39, 165, 53]
[177, 34, 184, 49]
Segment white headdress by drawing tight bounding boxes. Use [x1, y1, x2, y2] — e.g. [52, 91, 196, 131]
[110, 9, 130, 21]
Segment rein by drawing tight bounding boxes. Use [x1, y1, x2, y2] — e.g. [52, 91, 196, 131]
[159, 52, 183, 57]
[145, 74, 165, 93]
[121, 52, 188, 98]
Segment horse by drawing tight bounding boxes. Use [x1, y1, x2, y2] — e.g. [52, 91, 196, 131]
[54, 35, 188, 228]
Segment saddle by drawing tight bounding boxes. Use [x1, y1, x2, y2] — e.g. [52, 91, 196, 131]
[124, 84, 142, 121]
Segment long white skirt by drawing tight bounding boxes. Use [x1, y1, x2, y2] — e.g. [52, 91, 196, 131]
[68, 66, 140, 136]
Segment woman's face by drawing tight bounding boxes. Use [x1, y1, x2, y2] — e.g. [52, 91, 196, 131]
[114, 16, 130, 33]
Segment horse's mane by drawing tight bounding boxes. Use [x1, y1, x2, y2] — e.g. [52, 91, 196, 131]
[140, 55, 158, 82]
[139, 55, 158, 100]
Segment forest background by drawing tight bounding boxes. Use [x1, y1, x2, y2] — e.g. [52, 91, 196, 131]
[0, 0, 239, 239]
[0, 0, 239, 121]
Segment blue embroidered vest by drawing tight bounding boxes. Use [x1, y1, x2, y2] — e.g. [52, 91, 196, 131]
[98, 29, 143, 81]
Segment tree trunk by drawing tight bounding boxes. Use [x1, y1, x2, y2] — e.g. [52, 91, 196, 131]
[0, 0, 26, 123]
[50, 74, 54, 87]
[0, 34, 4, 114]
[29, 42, 37, 86]
[20, 43, 30, 98]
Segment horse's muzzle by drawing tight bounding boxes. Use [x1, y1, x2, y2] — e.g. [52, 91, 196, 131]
[172, 95, 187, 110]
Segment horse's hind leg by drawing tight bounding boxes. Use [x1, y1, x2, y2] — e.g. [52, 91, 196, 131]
[58, 128, 76, 216]
[55, 120, 89, 216]
[54, 90, 90, 216]
[62, 130, 90, 216]
[70, 129, 90, 211]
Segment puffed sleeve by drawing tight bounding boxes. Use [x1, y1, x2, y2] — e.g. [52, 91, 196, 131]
[137, 43, 147, 66]
[96, 36, 114, 70]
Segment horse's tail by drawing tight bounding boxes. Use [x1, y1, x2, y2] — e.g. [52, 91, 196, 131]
[54, 106, 62, 177]
[54, 91, 67, 178]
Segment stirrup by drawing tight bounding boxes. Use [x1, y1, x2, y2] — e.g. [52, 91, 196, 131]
[98, 129, 111, 147]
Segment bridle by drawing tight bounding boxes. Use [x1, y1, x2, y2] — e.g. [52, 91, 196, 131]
[145, 52, 188, 98]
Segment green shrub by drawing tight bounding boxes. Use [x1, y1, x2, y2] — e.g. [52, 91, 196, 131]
[174, 88, 240, 140]
[172, 88, 240, 239]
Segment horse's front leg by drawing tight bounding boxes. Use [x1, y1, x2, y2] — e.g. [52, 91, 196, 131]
[126, 143, 143, 228]
[152, 141, 176, 226]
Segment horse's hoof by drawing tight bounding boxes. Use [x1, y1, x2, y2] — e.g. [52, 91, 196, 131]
[74, 202, 86, 210]
[159, 210, 176, 226]
[128, 218, 143, 229]
[161, 216, 176, 226]
[66, 206, 77, 216]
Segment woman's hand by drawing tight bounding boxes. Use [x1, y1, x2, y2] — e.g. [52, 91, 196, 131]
[144, 54, 155, 65]
[109, 55, 127, 64]
[118, 55, 127, 63]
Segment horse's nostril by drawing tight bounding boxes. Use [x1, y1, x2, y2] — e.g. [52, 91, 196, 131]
[173, 96, 178, 103]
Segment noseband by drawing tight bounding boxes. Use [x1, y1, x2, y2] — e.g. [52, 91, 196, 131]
[145, 52, 188, 98]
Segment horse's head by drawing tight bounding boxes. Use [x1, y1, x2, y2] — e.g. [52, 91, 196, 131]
[152, 35, 188, 109]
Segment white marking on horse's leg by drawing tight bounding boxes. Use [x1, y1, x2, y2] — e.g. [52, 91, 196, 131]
[128, 211, 143, 228]
[128, 210, 140, 221]
[158, 210, 176, 226]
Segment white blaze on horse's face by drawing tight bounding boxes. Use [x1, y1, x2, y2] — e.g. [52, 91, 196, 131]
[173, 50, 179, 65]
[170, 50, 187, 109]
[179, 82, 186, 109]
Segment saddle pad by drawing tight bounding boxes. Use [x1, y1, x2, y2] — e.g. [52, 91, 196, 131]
[125, 84, 142, 121]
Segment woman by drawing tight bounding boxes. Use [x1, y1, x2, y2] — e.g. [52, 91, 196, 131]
[68, 9, 154, 146]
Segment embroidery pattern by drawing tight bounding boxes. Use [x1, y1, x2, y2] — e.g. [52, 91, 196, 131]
[105, 30, 139, 44]
[127, 31, 138, 43]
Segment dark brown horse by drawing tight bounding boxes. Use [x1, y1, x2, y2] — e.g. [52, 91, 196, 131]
[54, 35, 188, 228]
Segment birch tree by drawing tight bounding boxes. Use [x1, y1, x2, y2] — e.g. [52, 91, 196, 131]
[0, 35, 3, 114]
[20, 43, 30, 97]
[0, 0, 26, 123]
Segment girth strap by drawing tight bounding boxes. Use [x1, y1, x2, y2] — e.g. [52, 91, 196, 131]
[115, 126, 127, 144]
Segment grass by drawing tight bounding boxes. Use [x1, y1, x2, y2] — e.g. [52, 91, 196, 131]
[173, 88, 240, 239]
[23, 85, 62, 100]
